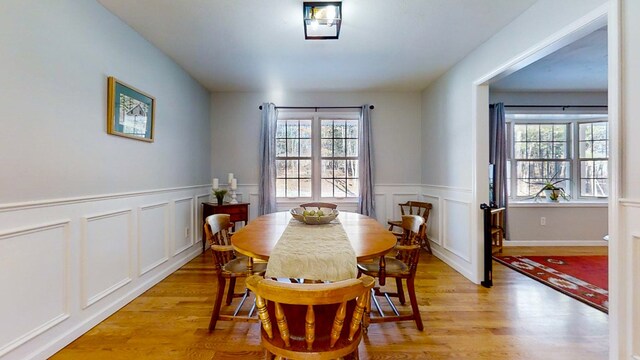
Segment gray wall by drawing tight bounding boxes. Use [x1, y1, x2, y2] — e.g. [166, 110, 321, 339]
[0, 0, 211, 204]
[210, 91, 422, 186]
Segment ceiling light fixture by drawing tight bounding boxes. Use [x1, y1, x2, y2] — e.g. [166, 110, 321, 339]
[303, 2, 342, 40]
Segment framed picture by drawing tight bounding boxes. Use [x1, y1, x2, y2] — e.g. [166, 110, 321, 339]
[107, 77, 155, 142]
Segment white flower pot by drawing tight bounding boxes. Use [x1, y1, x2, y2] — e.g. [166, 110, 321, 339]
[544, 189, 560, 202]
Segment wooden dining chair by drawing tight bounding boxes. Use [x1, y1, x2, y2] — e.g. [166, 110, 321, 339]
[300, 202, 338, 210]
[387, 201, 432, 254]
[205, 214, 266, 331]
[358, 215, 425, 331]
[246, 274, 375, 360]
[490, 207, 506, 254]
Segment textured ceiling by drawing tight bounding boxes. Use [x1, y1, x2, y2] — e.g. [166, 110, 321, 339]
[98, 0, 537, 92]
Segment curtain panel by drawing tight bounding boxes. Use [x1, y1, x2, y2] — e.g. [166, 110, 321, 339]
[358, 105, 375, 217]
[489, 102, 508, 236]
[258, 103, 278, 215]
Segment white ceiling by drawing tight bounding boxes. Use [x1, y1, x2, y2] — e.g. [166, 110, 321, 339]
[492, 27, 608, 92]
[97, 0, 537, 92]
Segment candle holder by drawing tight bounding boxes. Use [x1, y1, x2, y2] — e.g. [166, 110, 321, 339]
[228, 189, 238, 204]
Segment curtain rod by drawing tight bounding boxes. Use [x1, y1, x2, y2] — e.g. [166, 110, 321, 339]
[504, 105, 608, 109]
[258, 105, 374, 110]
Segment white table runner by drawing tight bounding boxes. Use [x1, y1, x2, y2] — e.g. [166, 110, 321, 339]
[264, 219, 357, 282]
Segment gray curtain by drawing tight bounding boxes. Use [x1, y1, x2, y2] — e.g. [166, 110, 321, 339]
[489, 103, 508, 236]
[258, 103, 278, 215]
[357, 105, 375, 217]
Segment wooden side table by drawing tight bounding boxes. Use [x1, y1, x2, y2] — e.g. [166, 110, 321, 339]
[202, 202, 250, 252]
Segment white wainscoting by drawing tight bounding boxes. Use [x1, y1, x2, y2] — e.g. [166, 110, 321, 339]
[173, 197, 194, 256]
[0, 221, 70, 358]
[81, 210, 132, 309]
[421, 184, 475, 282]
[620, 198, 640, 359]
[195, 194, 210, 244]
[138, 202, 169, 276]
[0, 185, 208, 360]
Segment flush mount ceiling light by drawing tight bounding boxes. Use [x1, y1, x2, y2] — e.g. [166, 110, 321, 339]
[303, 2, 342, 40]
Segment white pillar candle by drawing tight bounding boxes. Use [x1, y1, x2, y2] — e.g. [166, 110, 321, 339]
[212, 178, 219, 189]
[228, 173, 234, 184]
[231, 178, 237, 190]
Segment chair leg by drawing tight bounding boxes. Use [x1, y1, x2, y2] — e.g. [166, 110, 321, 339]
[423, 236, 432, 254]
[407, 277, 423, 331]
[226, 277, 236, 305]
[395, 277, 406, 305]
[209, 276, 226, 331]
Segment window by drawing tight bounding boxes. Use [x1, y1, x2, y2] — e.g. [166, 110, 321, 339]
[578, 122, 608, 197]
[276, 111, 359, 200]
[507, 113, 608, 200]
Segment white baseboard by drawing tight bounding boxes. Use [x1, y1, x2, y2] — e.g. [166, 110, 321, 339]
[504, 240, 608, 247]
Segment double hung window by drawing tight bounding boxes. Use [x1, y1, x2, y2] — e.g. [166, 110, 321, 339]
[507, 113, 608, 200]
[276, 111, 360, 200]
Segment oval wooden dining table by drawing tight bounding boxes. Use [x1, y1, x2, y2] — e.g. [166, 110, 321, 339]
[231, 211, 397, 262]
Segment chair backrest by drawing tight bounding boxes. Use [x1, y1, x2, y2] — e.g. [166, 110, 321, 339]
[300, 202, 338, 210]
[246, 275, 375, 358]
[491, 207, 505, 231]
[399, 201, 432, 220]
[395, 215, 424, 271]
[399, 201, 432, 242]
[204, 214, 235, 269]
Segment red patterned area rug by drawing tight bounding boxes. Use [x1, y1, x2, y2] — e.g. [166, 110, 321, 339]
[493, 255, 608, 313]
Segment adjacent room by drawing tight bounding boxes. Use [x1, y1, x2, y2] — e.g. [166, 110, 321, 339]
[1, 1, 639, 360]
[487, 25, 609, 313]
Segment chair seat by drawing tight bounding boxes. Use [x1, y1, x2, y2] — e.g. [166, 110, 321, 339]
[357, 257, 410, 276]
[222, 257, 267, 275]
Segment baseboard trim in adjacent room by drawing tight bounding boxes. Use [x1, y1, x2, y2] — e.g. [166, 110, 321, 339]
[504, 240, 608, 247]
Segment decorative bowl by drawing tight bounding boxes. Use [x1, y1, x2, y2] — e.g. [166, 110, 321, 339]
[290, 207, 339, 225]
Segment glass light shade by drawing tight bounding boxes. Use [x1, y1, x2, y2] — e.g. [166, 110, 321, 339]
[303, 2, 342, 39]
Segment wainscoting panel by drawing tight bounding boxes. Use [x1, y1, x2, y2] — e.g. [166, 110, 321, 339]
[138, 203, 169, 276]
[374, 193, 387, 224]
[248, 192, 260, 223]
[0, 221, 70, 357]
[622, 200, 640, 359]
[442, 199, 472, 262]
[173, 197, 194, 256]
[422, 185, 474, 282]
[0, 185, 208, 360]
[421, 194, 440, 245]
[82, 210, 132, 309]
[195, 194, 209, 244]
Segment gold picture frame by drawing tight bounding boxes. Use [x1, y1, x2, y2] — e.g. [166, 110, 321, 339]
[107, 77, 155, 142]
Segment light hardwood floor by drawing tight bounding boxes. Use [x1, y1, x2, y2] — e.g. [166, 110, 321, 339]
[52, 247, 608, 359]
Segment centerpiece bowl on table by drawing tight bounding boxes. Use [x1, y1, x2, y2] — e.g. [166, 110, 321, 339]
[290, 207, 339, 225]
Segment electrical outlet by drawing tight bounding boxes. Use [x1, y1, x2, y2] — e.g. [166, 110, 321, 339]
[184, 226, 190, 238]
[540, 217, 546, 226]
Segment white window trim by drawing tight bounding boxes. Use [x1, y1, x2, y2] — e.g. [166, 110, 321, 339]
[276, 110, 360, 204]
[506, 113, 609, 204]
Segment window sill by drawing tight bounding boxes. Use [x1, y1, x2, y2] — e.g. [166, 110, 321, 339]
[508, 200, 608, 208]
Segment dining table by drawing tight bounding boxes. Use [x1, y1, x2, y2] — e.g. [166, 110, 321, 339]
[231, 211, 397, 277]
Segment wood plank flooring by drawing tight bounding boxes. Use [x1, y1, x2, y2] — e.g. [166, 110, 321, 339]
[52, 247, 608, 359]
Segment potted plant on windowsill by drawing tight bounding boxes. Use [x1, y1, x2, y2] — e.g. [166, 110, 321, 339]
[531, 170, 569, 202]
